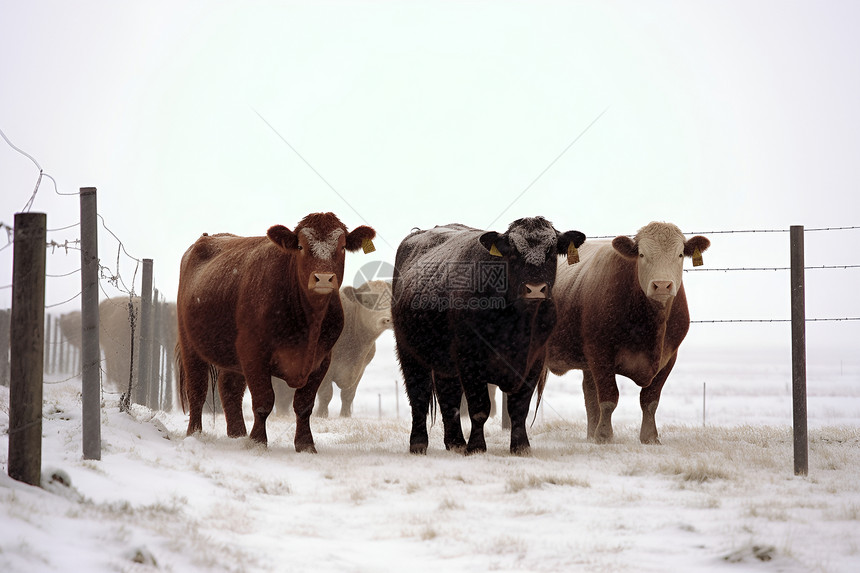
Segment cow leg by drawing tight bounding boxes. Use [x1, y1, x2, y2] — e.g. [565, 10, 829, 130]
[338, 377, 361, 418]
[639, 353, 677, 445]
[217, 370, 247, 438]
[398, 348, 432, 454]
[588, 364, 619, 444]
[272, 378, 295, 418]
[448, 355, 495, 455]
[293, 355, 329, 454]
[581, 369, 600, 440]
[435, 374, 467, 453]
[506, 363, 542, 456]
[245, 366, 275, 445]
[181, 350, 209, 437]
[465, 390, 491, 455]
[315, 375, 334, 418]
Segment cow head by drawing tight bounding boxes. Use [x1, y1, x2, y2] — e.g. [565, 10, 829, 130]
[266, 213, 376, 297]
[611, 222, 710, 307]
[479, 217, 586, 303]
[342, 280, 393, 336]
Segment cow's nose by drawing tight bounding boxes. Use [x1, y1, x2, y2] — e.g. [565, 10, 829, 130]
[524, 282, 548, 300]
[650, 280, 674, 297]
[310, 273, 337, 293]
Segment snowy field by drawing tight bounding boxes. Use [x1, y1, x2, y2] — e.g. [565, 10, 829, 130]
[2, 332, 859, 573]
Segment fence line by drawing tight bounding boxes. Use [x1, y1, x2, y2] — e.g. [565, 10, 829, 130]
[692, 317, 860, 324]
[1, 127, 174, 425]
[686, 264, 860, 272]
[591, 225, 860, 240]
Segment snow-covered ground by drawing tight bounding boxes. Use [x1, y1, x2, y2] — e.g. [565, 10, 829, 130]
[2, 333, 859, 572]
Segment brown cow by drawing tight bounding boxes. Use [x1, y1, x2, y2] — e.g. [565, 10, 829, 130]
[546, 222, 710, 444]
[176, 212, 375, 452]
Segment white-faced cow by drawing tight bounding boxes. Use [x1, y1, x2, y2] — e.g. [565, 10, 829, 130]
[546, 221, 710, 444]
[272, 279, 393, 418]
[393, 218, 585, 455]
[176, 212, 376, 452]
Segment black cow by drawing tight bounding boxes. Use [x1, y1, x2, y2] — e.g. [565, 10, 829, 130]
[392, 218, 585, 455]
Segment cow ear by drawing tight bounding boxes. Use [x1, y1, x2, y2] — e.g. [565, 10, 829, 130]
[345, 225, 376, 252]
[267, 225, 299, 251]
[612, 235, 639, 259]
[556, 230, 586, 254]
[684, 235, 711, 257]
[479, 231, 511, 256]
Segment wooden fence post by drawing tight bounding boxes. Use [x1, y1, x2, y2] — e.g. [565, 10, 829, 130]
[8, 212, 47, 485]
[790, 225, 808, 476]
[136, 259, 153, 406]
[80, 187, 101, 460]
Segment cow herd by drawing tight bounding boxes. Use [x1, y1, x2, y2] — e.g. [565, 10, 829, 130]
[175, 212, 710, 456]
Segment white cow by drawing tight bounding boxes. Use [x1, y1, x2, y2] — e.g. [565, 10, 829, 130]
[273, 280, 392, 417]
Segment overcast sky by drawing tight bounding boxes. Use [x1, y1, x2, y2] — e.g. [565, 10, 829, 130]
[1, 1, 858, 354]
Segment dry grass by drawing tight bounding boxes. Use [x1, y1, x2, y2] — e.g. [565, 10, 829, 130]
[505, 472, 590, 493]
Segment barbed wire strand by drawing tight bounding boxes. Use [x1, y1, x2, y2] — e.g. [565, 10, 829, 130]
[591, 226, 860, 239]
[47, 269, 81, 278]
[45, 291, 81, 309]
[692, 317, 860, 324]
[686, 264, 860, 272]
[47, 222, 81, 232]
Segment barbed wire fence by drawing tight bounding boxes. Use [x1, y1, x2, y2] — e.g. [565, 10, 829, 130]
[0, 126, 179, 430]
[2, 124, 857, 477]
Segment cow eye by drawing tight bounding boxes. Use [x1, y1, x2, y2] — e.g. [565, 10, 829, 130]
[297, 245, 303, 251]
[679, 253, 683, 258]
[639, 253, 645, 258]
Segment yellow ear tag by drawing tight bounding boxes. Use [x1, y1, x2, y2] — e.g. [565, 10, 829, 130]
[362, 238, 376, 254]
[567, 243, 580, 265]
[692, 248, 703, 267]
[489, 243, 503, 257]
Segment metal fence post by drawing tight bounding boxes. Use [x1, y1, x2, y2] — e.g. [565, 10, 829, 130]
[80, 187, 101, 460]
[136, 259, 153, 406]
[8, 212, 47, 485]
[148, 289, 161, 410]
[790, 225, 808, 476]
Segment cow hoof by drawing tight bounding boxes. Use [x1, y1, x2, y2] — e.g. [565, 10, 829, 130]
[410, 443, 428, 455]
[296, 443, 318, 454]
[444, 438, 467, 453]
[510, 444, 531, 457]
[641, 436, 661, 445]
[465, 444, 487, 456]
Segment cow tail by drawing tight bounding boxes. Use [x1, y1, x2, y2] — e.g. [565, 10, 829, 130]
[175, 343, 188, 414]
[429, 370, 438, 427]
[208, 365, 219, 412]
[530, 365, 549, 427]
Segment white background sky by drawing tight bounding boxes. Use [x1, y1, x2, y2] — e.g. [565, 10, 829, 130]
[1, 1, 858, 355]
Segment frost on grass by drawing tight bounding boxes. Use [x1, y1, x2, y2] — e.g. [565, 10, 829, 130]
[505, 472, 590, 493]
[657, 459, 733, 483]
